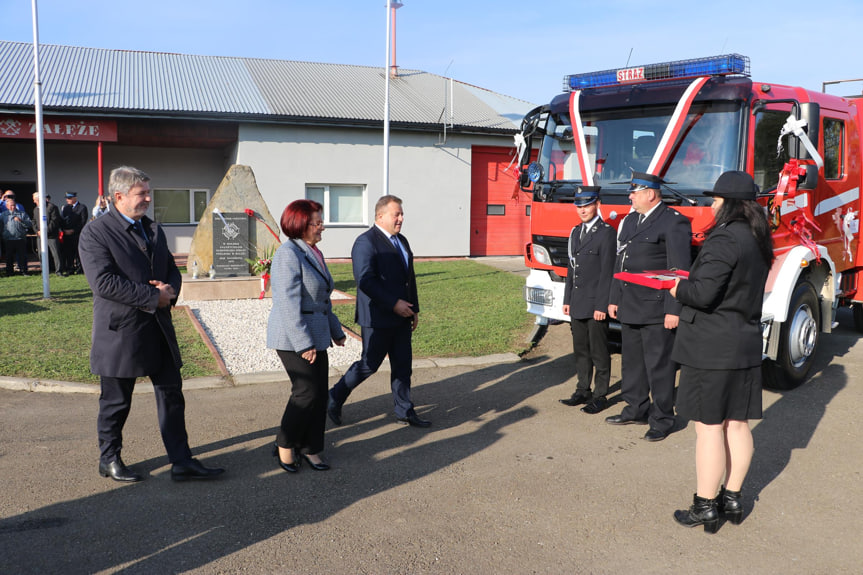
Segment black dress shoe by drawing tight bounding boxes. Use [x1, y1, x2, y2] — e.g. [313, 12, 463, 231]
[99, 458, 143, 483]
[605, 414, 649, 425]
[643, 428, 668, 442]
[580, 396, 609, 414]
[170, 458, 225, 481]
[327, 394, 342, 426]
[559, 391, 592, 406]
[302, 453, 331, 471]
[397, 412, 432, 428]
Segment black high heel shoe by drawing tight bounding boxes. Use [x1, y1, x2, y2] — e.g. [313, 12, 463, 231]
[718, 485, 743, 524]
[302, 453, 330, 471]
[674, 494, 719, 534]
[271, 443, 300, 473]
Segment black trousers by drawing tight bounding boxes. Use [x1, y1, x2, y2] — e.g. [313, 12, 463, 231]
[4, 238, 27, 274]
[569, 317, 611, 397]
[330, 323, 414, 419]
[62, 232, 80, 272]
[276, 349, 329, 455]
[619, 322, 677, 434]
[97, 342, 192, 465]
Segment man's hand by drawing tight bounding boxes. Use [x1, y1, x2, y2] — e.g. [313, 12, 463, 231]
[594, 310, 607, 321]
[334, 337, 346, 347]
[562, 304, 570, 317]
[150, 280, 177, 308]
[393, 299, 415, 318]
[608, 304, 618, 319]
[664, 314, 679, 330]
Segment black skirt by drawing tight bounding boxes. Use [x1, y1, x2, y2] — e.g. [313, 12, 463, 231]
[676, 364, 763, 424]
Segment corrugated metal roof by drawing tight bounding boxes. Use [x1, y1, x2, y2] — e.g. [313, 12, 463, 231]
[0, 41, 532, 132]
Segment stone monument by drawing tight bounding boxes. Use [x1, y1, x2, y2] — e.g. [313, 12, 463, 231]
[187, 165, 281, 279]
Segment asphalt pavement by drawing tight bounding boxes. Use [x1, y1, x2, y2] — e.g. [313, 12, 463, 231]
[2, 258, 862, 573]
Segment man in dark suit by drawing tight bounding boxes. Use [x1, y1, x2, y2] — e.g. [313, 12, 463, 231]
[327, 194, 430, 428]
[32, 193, 65, 276]
[79, 166, 225, 482]
[61, 191, 88, 274]
[559, 186, 616, 414]
[607, 172, 692, 441]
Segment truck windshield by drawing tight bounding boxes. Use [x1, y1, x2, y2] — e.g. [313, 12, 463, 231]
[536, 101, 744, 203]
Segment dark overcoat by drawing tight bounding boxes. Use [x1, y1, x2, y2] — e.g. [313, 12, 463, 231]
[78, 208, 182, 378]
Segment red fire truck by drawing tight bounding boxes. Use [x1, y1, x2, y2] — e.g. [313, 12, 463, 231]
[517, 54, 862, 389]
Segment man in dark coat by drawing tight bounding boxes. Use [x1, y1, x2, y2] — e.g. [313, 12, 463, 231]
[559, 186, 616, 414]
[79, 166, 224, 483]
[607, 172, 692, 441]
[61, 191, 88, 274]
[32, 193, 64, 275]
[327, 194, 430, 428]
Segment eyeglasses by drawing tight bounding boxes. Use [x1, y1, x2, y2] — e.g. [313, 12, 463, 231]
[308, 221, 324, 228]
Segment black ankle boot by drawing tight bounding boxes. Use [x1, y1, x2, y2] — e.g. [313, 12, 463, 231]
[674, 494, 719, 533]
[717, 486, 743, 525]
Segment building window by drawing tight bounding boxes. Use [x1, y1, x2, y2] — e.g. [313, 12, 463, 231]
[153, 188, 210, 224]
[306, 184, 366, 225]
[823, 118, 844, 180]
[487, 204, 505, 215]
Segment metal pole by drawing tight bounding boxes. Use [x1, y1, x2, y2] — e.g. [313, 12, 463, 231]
[31, 0, 50, 298]
[383, 0, 392, 197]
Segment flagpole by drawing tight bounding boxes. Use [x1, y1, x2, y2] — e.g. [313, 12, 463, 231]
[31, 0, 50, 298]
[383, 0, 392, 197]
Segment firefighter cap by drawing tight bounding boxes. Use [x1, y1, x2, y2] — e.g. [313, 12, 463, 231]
[704, 170, 759, 201]
[628, 171, 665, 192]
[573, 185, 601, 207]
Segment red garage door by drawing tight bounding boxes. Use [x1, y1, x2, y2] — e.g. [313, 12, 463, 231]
[470, 146, 532, 256]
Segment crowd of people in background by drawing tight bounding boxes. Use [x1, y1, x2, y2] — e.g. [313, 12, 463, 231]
[0, 188, 111, 276]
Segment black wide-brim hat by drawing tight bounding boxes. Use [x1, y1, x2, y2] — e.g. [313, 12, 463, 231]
[573, 185, 601, 206]
[704, 170, 759, 201]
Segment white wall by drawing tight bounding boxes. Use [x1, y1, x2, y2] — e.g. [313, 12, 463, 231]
[235, 123, 510, 258]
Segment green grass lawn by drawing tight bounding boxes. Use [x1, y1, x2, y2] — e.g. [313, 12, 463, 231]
[0, 272, 221, 383]
[0, 259, 534, 383]
[330, 259, 534, 357]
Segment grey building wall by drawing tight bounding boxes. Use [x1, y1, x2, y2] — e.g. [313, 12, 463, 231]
[235, 123, 512, 258]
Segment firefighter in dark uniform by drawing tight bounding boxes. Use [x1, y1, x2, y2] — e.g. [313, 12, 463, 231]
[607, 172, 692, 441]
[559, 185, 616, 414]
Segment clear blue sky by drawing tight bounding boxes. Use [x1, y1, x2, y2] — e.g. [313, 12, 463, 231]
[5, 0, 863, 105]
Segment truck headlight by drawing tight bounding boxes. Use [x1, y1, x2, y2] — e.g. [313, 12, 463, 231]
[532, 244, 552, 266]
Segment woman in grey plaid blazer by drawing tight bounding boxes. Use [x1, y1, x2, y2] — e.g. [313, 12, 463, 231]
[267, 200, 346, 472]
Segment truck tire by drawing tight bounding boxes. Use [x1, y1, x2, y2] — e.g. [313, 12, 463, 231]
[853, 303, 863, 333]
[762, 282, 820, 390]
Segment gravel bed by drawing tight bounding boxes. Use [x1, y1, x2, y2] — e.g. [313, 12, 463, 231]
[178, 297, 362, 375]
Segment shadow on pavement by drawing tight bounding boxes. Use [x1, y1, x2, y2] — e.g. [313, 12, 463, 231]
[0, 354, 570, 574]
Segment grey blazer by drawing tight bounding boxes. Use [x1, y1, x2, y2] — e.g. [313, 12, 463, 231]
[266, 239, 345, 353]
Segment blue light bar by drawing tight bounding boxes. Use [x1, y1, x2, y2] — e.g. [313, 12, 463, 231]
[563, 54, 750, 92]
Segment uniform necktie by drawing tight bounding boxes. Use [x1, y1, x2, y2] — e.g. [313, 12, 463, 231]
[579, 225, 588, 241]
[637, 213, 645, 227]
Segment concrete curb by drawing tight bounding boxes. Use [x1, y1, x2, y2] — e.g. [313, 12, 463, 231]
[0, 353, 522, 394]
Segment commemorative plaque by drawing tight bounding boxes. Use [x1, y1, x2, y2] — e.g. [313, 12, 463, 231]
[212, 211, 251, 276]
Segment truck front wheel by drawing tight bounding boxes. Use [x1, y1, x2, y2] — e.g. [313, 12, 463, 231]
[763, 282, 820, 390]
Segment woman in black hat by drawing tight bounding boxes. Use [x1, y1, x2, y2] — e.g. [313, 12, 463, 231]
[668, 171, 774, 533]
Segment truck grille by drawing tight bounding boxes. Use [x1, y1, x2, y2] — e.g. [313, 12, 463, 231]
[532, 235, 569, 269]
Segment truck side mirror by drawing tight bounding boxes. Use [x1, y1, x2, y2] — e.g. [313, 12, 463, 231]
[798, 163, 819, 191]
